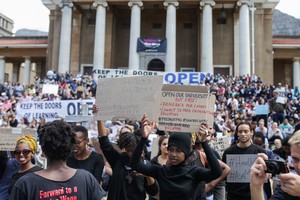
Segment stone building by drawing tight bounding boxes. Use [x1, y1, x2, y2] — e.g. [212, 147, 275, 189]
[0, 0, 299, 87]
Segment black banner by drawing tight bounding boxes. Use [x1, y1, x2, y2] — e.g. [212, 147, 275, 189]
[137, 38, 166, 53]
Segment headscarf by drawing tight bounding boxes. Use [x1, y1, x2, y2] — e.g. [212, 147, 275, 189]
[16, 135, 38, 154]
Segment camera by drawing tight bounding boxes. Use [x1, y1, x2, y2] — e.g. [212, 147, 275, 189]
[265, 160, 289, 176]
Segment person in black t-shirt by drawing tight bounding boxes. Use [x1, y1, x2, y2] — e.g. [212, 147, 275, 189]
[222, 121, 266, 200]
[8, 135, 42, 194]
[9, 120, 103, 200]
[67, 125, 104, 184]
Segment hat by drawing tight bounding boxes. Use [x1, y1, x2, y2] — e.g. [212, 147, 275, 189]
[168, 132, 191, 158]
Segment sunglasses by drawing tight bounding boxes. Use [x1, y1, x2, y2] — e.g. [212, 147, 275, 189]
[75, 138, 87, 145]
[13, 149, 32, 156]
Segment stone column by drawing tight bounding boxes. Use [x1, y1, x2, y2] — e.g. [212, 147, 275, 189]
[0, 56, 5, 83]
[293, 58, 300, 88]
[237, 0, 251, 75]
[23, 57, 31, 85]
[128, 1, 143, 70]
[58, 0, 73, 74]
[200, 0, 215, 74]
[93, 1, 108, 79]
[164, 1, 179, 72]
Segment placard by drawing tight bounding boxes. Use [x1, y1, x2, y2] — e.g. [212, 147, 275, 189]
[94, 76, 163, 121]
[0, 128, 36, 151]
[226, 154, 257, 183]
[276, 97, 286, 104]
[155, 85, 215, 133]
[209, 136, 230, 157]
[42, 84, 59, 94]
[255, 105, 269, 115]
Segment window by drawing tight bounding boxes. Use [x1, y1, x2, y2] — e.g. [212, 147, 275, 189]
[183, 23, 193, 29]
[152, 23, 162, 29]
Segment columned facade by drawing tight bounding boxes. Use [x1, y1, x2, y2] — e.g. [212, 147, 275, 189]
[164, 1, 178, 72]
[200, 0, 215, 74]
[0, 56, 5, 83]
[23, 57, 31, 86]
[293, 58, 300, 88]
[128, 1, 143, 70]
[40, 0, 283, 84]
[93, 1, 108, 77]
[237, 0, 251, 75]
[58, 0, 73, 74]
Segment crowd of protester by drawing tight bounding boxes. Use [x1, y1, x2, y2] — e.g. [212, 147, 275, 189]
[1, 71, 300, 199]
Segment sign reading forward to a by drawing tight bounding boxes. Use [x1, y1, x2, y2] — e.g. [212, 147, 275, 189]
[155, 85, 215, 133]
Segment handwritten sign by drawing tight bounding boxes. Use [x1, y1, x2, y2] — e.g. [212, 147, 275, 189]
[226, 154, 257, 183]
[209, 136, 230, 157]
[94, 76, 163, 121]
[0, 128, 36, 151]
[155, 85, 215, 133]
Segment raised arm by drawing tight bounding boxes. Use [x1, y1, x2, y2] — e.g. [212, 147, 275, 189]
[93, 105, 120, 167]
[130, 114, 160, 178]
[194, 124, 222, 181]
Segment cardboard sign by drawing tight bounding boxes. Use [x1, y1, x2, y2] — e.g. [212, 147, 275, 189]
[255, 105, 269, 115]
[42, 84, 59, 94]
[226, 154, 257, 183]
[155, 85, 215, 133]
[209, 136, 230, 157]
[276, 97, 286, 104]
[0, 128, 36, 151]
[94, 76, 163, 121]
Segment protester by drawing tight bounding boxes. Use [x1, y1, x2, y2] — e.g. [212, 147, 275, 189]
[250, 130, 300, 199]
[67, 125, 105, 184]
[94, 106, 159, 200]
[222, 122, 266, 200]
[9, 120, 103, 200]
[8, 135, 42, 194]
[130, 114, 222, 200]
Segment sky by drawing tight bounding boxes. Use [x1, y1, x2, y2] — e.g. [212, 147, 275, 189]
[0, 0, 299, 33]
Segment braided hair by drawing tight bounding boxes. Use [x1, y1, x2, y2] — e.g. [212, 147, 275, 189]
[39, 120, 76, 161]
[117, 131, 137, 149]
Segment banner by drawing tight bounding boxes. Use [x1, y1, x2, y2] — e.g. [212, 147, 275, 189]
[92, 69, 210, 85]
[137, 38, 167, 52]
[16, 99, 95, 122]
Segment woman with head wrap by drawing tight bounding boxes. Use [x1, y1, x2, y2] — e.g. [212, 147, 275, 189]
[8, 135, 42, 194]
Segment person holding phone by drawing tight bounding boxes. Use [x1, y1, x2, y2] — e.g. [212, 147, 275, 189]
[250, 130, 300, 200]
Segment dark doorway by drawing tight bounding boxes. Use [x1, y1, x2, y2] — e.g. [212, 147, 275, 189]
[83, 66, 93, 75]
[147, 59, 165, 71]
[214, 67, 229, 76]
